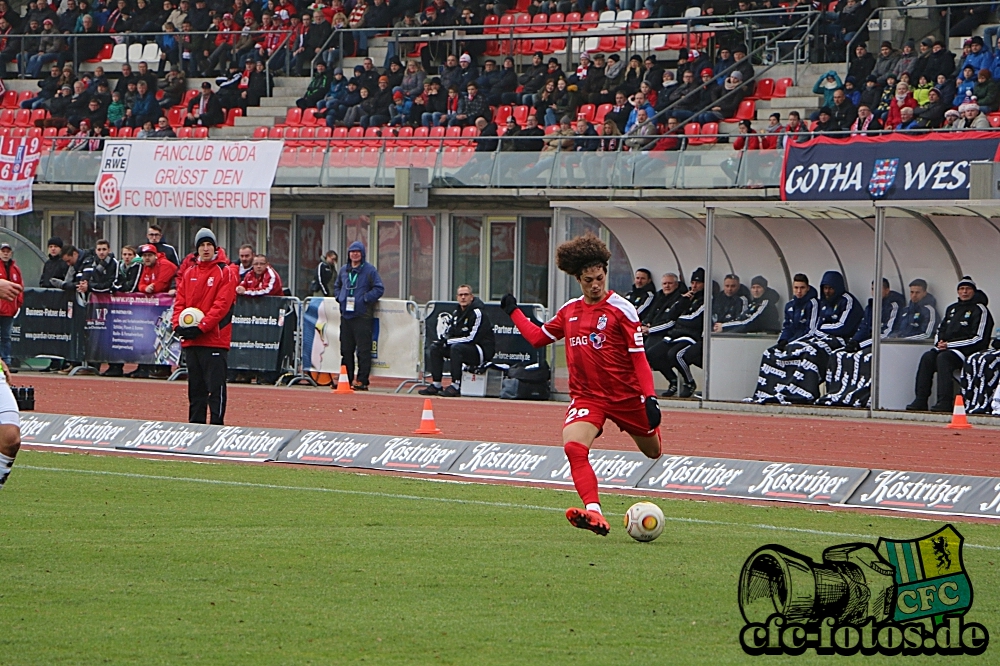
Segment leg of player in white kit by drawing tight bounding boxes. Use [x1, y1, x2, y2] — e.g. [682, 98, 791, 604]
[0, 360, 21, 489]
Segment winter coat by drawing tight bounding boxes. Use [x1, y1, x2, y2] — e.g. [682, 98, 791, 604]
[642, 284, 688, 327]
[712, 284, 750, 326]
[137, 254, 178, 294]
[624, 282, 656, 319]
[333, 241, 384, 319]
[662, 289, 705, 341]
[171, 247, 237, 350]
[935, 290, 993, 354]
[872, 51, 900, 83]
[240, 266, 283, 297]
[893, 51, 918, 78]
[817, 270, 864, 340]
[443, 296, 495, 360]
[852, 290, 905, 343]
[80, 254, 119, 293]
[812, 71, 843, 109]
[718, 287, 781, 334]
[960, 50, 993, 79]
[891, 293, 938, 340]
[0, 258, 23, 318]
[39, 255, 66, 288]
[116, 258, 142, 292]
[779, 285, 819, 343]
[973, 78, 1000, 111]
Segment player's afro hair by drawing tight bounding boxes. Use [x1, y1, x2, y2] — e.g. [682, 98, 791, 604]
[556, 233, 611, 278]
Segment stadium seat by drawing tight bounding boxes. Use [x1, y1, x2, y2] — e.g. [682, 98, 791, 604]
[30, 108, 47, 125]
[483, 14, 500, 34]
[498, 14, 515, 32]
[182, 89, 199, 105]
[17, 91, 33, 106]
[167, 106, 184, 127]
[13, 109, 30, 127]
[106, 126, 118, 138]
[41, 126, 57, 150]
[754, 78, 775, 101]
[496, 125, 507, 136]
[461, 125, 480, 145]
[0, 109, 13, 127]
[532, 12, 547, 29]
[395, 125, 414, 140]
[361, 147, 381, 167]
[444, 125, 464, 147]
[279, 145, 298, 167]
[141, 42, 160, 62]
[1, 90, 17, 108]
[26, 127, 41, 139]
[88, 42, 113, 63]
[598, 10, 616, 25]
[284, 127, 301, 146]
[10, 127, 25, 139]
[429, 125, 447, 147]
[547, 12, 564, 30]
[412, 125, 430, 146]
[577, 104, 596, 123]
[774, 78, 793, 98]
[252, 126, 268, 139]
[385, 146, 409, 167]
[344, 146, 363, 167]
[225, 108, 243, 126]
[594, 103, 612, 124]
[564, 11, 581, 28]
[512, 105, 530, 126]
[118, 126, 133, 138]
[990, 113, 1000, 128]
[665, 33, 685, 50]
[127, 43, 143, 62]
[283, 107, 303, 127]
[581, 11, 599, 28]
[327, 146, 347, 167]
[176, 127, 192, 138]
[699, 122, 719, 144]
[362, 126, 382, 147]
[514, 12, 532, 32]
[544, 124, 558, 134]
[315, 126, 332, 141]
[493, 105, 513, 124]
[268, 126, 285, 139]
[683, 122, 701, 144]
[631, 9, 649, 27]
[108, 43, 127, 63]
[727, 99, 756, 123]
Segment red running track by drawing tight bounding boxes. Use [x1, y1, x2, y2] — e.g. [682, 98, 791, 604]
[18, 374, 1000, 476]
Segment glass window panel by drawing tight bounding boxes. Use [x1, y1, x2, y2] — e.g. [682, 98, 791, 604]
[489, 221, 515, 301]
[295, 215, 325, 300]
[50, 214, 74, 246]
[376, 219, 402, 299]
[451, 215, 481, 295]
[343, 215, 370, 255]
[123, 216, 153, 248]
[519, 217, 550, 307]
[608, 232, 632, 295]
[229, 217, 259, 253]
[156, 217, 183, 251]
[407, 215, 435, 303]
[15, 211, 42, 249]
[76, 212, 103, 251]
[267, 219, 291, 286]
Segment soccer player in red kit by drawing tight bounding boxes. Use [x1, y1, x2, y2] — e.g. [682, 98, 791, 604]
[500, 234, 662, 536]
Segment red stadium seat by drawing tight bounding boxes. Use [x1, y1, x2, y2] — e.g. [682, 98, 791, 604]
[727, 99, 756, 123]
[577, 103, 596, 123]
[1, 90, 17, 108]
[544, 124, 559, 134]
[754, 78, 775, 100]
[0, 109, 12, 127]
[167, 106, 184, 127]
[547, 12, 565, 31]
[328, 126, 348, 146]
[361, 147, 381, 167]
[483, 14, 500, 34]
[225, 108, 243, 125]
[284, 127, 301, 146]
[429, 125, 447, 147]
[594, 103, 612, 124]
[514, 12, 532, 32]
[498, 14, 515, 32]
[30, 108, 48, 124]
[279, 145, 298, 167]
[106, 126, 118, 138]
[176, 127, 193, 138]
[665, 33, 685, 50]
[362, 126, 382, 146]
[990, 113, 1000, 128]
[16, 91, 33, 106]
[774, 78, 793, 98]
[532, 12, 547, 29]
[699, 122, 719, 144]
[13, 109, 31, 127]
[299, 127, 316, 143]
[283, 107, 303, 127]
[347, 126, 365, 142]
[315, 126, 332, 141]
[443, 125, 464, 146]
[493, 105, 513, 124]
[327, 146, 347, 167]
[41, 126, 57, 150]
[268, 126, 285, 139]
[581, 11, 599, 28]
[512, 105, 530, 126]
[683, 122, 701, 144]
[252, 126, 268, 139]
[88, 42, 113, 62]
[412, 125, 430, 145]
[564, 12, 581, 28]
[182, 89, 199, 105]
[118, 126, 134, 138]
[395, 125, 414, 141]
[631, 9, 649, 27]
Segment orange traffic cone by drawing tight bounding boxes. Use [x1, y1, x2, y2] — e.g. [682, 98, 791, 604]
[947, 395, 973, 430]
[413, 398, 442, 435]
[332, 365, 353, 394]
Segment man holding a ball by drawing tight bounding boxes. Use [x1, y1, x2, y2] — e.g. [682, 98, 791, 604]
[172, 228, 237, 425]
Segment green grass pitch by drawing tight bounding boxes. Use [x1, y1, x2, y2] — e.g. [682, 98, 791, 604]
[1, 450, 999, 664]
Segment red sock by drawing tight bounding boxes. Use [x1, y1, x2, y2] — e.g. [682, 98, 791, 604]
[564, 441, 599, 507]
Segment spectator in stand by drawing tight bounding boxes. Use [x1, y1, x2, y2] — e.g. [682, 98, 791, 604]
[27, 18, 65, 79]
[296, 61, 332, 108]
[650, 117, 683, 152]
[106, 91, 126, 128]
[955, 98, 990, 129]
[449, 81, 488, 127]
[156, 22, 180, 76]
[761, 112, 782, 149]
[113, 63, 137, 97]
[297, 11, 328, 74]
[184, 82, 225, 127]
[842, 76, 861, 106]
[159, 67, 186, 109]
[48, 244, 80, 290]
[847, 43, 875, 84]
[83, 96, 108, 129]
[913, 87, 946, 129]
[73, 14, 108, 64]
[973, 69, 1000, 113]
[722, 120, 758, 180]
[606, 90, 633, 136]
[943, 108, 961, 128]
[959, 36, 991, 80]
[419, 285, 495, 397]
[893, 39, 917, 79]
[322, 13, 353, 70]
[456, 53, 479, 91]
[411, 77, 442, 127]
[908, 276, 992, 412]
[518, 114, 545, 151]
[955, 65, 977, 107]
[146, 224, 180, 266]
[894, 106, 920, 131]
[0, 244, 22, 367]
[518, 51, 548, 106]
[813, 107, 835, 135]
[23, 64, 63, 111]
[150, 116, 177, 137]
[134, 119, 156, 138]
[945, 2, 989, 38]
[203, 12, 238, 76]
[363, 75, 393, 127]
[731, 45, 755, 96]
[834, 0, 866, 43]
[659, 68, 697, 116]
[851, 104, 882, 134]
[0, 17, 22, 74]
[333, 241, 384, 391]
[178, 19, 207, 77]
[829, 88, 857, 132]
[923, 40, 956, 82]
[811, 71, 842, 116]
[237, 255, 283, 296]
[342, 84, 374, 126]
[128, 80, 160, 127]
[489, 57, 518, 106]
[713, 47, 734, 85]
[623, 90, 654, 132]
[15, 18, 42, 79]
[884, 81, 917, 129]
[624, 109, 655, 150]
[387, 90, 411, 125]
[872, 41, 899, 86]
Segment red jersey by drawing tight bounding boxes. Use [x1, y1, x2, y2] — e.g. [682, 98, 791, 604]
[240, 266, 283, 296]
[512, 291, 655, 403]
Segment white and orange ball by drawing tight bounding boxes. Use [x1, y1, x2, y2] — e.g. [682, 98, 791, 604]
[623, 501, 665, 542]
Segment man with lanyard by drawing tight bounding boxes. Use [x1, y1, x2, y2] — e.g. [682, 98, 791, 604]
[333, 241, 384, 390]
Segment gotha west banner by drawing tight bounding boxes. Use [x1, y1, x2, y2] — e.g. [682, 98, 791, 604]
[782, 132, 1000, 201]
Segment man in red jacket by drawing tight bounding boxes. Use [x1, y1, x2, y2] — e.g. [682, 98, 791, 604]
[236, 254, 283, 297]
[172, 228, 237, 425]
[0, 242, 24, 367]
[0, 269, 22, 490]
[137, 244, 178, 294]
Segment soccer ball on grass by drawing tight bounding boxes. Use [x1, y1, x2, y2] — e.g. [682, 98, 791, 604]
[623, 501, 665, 542]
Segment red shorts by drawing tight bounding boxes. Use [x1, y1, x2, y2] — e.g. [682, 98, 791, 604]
[564, 396, 658, 438]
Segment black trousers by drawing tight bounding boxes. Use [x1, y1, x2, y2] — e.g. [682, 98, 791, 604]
[915, 347, 964, 406]
[663, 340, 702, 384]
[187, 346, 228, 425]
[340, 315, 374, 386]
[428, 342, 485, 383]
[645, 337, 678, 383]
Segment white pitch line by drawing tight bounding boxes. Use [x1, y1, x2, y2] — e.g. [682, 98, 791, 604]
[16, 464, 1000, 552]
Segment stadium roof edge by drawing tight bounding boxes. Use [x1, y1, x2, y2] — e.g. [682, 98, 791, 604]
[550, 200, 1000, 219]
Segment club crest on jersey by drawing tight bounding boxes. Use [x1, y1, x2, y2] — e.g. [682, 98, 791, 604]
[207, 276, 215, 286]
[588, 332, 606, 349]
[596, 314, 607, 330]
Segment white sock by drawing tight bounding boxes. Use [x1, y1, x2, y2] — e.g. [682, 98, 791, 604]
[452, 381, 460, 388]
[0, 452, 14, 489]
[585, 503, 602, 515]
[432, 382, 442, 388]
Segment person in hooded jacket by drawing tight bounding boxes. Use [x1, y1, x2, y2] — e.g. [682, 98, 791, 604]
[714, 275, 781, 334]
[420, 285, 495, 397]
[908, 276, 993, 412]
[0, 243, 23, 367]
[624, 268, 656, 319]
[645, 268, 706, 399]
[815, 270, 864, 343]
[334, 241, 384, 390]
[890, 279, 937, 340]
[172, 228, 237, 425]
